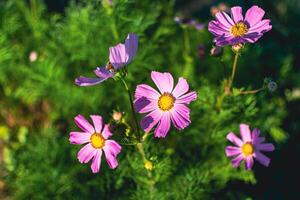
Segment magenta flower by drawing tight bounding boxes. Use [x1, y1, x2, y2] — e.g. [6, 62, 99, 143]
[75, 33, 138, 86]
[134, 71, 197, 138]
[225, 124, 275, 170]
[69, 114, 122, 173]
[208, 5, 272, 46]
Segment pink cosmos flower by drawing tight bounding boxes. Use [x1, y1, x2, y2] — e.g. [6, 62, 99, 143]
[225, 124, 275, 170]
[208, 5, 272, 46]
[75, 33, 138, 86]
[134, 71, 197, 138]
[69, 114, 122, 173]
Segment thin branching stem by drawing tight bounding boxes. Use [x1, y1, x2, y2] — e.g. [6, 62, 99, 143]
[120, 77, 141, 141]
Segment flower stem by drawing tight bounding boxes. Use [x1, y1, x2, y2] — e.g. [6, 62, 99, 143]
[228, 52, 239, 89]
[238, 88, 264, 95]
[120, 77, 141, 141]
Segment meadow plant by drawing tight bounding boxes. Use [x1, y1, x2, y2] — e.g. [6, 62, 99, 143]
[1, 1, 291, 199]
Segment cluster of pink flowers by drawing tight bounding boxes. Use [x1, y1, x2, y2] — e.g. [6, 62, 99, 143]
[69, 4, 275, 174]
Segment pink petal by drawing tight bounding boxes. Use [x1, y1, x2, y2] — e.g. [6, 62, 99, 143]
[226, 132, 243, 147]
[172, 77, 189, 98]
[154, 112, 171, 138]
[103, 147, 119, 169]
[74, 114, 95, 133]
[231, 154, 244, 168]
[170, 104, 191, 130]
[254, 151, 271, 167]
[90, 115, 102, 133]
[75, 76, 107, 86]
[215, 11, 234, 28]
[135, 84, 160, 100]
[256, 143, 275, 152]
[69, 131, 91, 145]
[91, 150, 102, 173]
[225, 146, 242, 157]
[134, 97, 157, 113]
[248, 19, 272, 34]
[208, 20, 231, 36]
[77, 143, 96, 164]
[231, 6, 243, 23]
[140, 109, 162, 133]
[109, 43, 126, 69]
[176, 91, 197, 104]
[245, 156, 254, 170]
[104, 140, 122, 157]
[102, 124, 112, 139]
[240, 124, 252, 143]
[151, 71, 174, 93]
[94, 66, 114, 79]
[252, 128, 265, 145]
[245, 5, 265, 27]
[124, 33, 138, 63]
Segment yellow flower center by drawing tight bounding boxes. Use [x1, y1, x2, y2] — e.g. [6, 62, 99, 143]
[241, 143, 254, 156]
[158, 93, 175, 111]
[230, 22, 248, 37]
[90, 133, 105, 149]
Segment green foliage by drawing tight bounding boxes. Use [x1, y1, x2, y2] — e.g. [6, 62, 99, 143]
[0, 0, 294, 199]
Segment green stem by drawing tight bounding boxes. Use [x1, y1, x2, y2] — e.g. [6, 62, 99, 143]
[238, 88, 264, 95]
[120, 77, 141, 140]
[229, 52, 239, 89]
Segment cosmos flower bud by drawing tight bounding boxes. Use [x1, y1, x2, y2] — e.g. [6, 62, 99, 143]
[112, 111, 122, 121]
[144, 160, 154, 171]
[210, 46, 223, 57]
[29, 51, 38, 62]
[232, 43, 243, 53]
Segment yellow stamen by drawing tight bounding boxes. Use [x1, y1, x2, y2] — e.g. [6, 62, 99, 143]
[90, 133, 105, 149]
[241, 143, 254, 156]
[158, 93, 175, 111]
[230, 22, 248, 37]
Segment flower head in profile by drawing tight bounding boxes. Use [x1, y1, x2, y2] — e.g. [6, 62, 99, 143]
[225, 124, 275, 170]
[134, 71, 197, 138]
[208, 5, 272, 46]
[75, 33, 138, 86]
[69, 114, 122, 173]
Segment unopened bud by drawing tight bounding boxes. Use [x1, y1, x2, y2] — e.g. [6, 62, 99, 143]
[29, 51, 38, 62]
[112, 111, 122, 121]
[210, 46, 222, 57]
[232, 43, 243, 52]
[144, 160, 154, 171]
[267, 81, 278, 92]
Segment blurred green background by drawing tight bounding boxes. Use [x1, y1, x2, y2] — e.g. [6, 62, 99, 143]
[0, 0, 299, 199]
